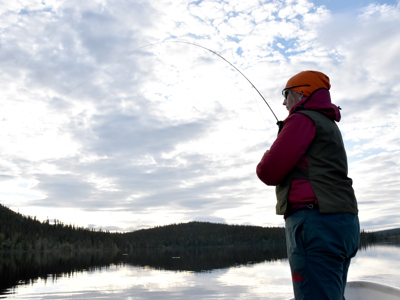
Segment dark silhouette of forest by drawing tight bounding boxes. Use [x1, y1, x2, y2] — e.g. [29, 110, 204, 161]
[0, 204, 286, 252]
[0, 204, 386, 253]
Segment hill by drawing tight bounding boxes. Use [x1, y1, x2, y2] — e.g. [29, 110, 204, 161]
[1, 204, 386, 252]
[0, 203, 119, 252]
[123, 221, 285, 249]
[374, 228, 400, 235]
[0, 204, 285, 252]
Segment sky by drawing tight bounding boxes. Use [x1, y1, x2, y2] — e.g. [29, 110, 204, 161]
[1, 0, 399, 232]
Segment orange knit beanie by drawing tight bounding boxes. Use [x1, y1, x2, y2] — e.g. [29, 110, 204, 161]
[284, 71, 330, 97]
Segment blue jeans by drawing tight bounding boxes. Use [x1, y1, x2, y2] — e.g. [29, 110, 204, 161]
[285, 207, 360, 300]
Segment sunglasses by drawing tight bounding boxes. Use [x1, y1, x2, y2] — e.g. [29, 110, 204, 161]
[282, 85, 311, 99]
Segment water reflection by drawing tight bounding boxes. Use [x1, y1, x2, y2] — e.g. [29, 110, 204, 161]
[1, 244, 287, 294]
[1, 243, 399, 300]
[122, 244, 288, 272]
[347, 242, 400, 287]
[0, 251, 113, 295]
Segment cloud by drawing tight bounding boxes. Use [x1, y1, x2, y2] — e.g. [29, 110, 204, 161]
[71, 109, 211, 157]
[349, 151, 400, 230]
[1, 0, 400, 231]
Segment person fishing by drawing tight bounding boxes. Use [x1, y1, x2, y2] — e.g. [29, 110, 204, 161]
[256, 71, 360, 300]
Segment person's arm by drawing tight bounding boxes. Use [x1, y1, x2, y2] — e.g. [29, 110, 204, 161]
[256, 113, 316, 186]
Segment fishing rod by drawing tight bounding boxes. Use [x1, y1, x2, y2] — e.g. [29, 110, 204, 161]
[149, 41, 280, 125]
[164, 41, 279, 123]
[66, 40, 282, 128]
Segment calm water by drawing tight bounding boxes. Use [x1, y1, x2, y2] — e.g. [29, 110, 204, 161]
[1, 243, 399, 300]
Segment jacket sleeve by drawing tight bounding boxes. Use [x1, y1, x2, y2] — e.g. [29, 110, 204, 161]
[256, 113, 316, 186]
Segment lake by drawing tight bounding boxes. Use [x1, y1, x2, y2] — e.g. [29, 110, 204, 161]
[1, 243, 399, 299]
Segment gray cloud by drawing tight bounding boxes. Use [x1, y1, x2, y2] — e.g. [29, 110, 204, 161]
[82, 113, 210, 157]
[34, 174, 95, 206]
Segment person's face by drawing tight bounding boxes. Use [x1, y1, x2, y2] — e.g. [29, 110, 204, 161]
[283, 90, 302, 111]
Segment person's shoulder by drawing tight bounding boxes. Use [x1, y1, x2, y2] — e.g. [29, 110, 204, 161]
[286, 112, 315, 125]
[280, 112, 316, 138]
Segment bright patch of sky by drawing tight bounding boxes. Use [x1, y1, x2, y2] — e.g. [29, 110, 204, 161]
[313, 0, 399, 13]
[1, 0, 400, 232]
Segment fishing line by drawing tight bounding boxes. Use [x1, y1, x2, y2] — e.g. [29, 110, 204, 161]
[65, 40, 282, 126]
[251, 86, 274, 141]
[166, 41, 279, 123]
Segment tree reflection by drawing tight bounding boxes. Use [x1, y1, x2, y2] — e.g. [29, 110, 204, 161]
[2, 241, 397, 295]
[0, 245, 287, 294]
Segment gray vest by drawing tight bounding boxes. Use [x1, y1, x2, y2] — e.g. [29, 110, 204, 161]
[275, 110, 358, 215]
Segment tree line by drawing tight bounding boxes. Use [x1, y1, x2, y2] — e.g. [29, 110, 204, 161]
[0, 204, 286, 252]
[0, 204, 390, 253]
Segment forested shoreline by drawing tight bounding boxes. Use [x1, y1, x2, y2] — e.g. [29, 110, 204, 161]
[0, 204, 393, 253]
